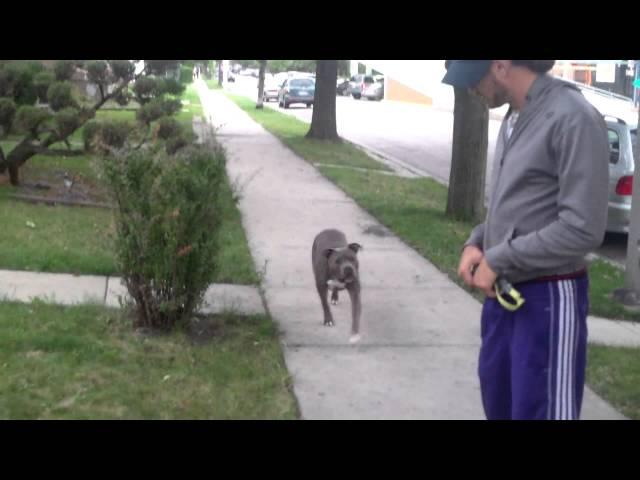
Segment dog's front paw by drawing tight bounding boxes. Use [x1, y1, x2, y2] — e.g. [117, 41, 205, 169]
[330, 298, 338, 305]
[323, 319, 335, 327]
[349, 334, 361, 344]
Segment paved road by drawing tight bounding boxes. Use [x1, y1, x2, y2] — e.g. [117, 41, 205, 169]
[228, 76, 504, 183]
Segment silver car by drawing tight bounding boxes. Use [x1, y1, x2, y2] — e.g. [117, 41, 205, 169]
[605, 116, 638, 233]
[348, 74, 375, 99]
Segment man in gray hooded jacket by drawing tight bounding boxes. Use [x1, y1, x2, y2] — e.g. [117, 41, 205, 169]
[442, 60, 609, 420]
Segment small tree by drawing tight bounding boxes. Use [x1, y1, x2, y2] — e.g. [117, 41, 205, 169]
[0, 60, 182, 186]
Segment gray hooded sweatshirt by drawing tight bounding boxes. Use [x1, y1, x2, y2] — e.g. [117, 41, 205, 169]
[466, 74, 610, 284]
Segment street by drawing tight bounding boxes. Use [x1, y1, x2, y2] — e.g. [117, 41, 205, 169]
[228, 75, 504, 183]
[226, 74, 628, 265]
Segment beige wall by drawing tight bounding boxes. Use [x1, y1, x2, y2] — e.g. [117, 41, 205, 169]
[386, 77, 432, 105]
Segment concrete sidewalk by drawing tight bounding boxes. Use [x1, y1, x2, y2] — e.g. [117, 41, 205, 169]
[0, 270, 265, 316]
[3, 267, 639, 349]
[196, 81, 628, 420]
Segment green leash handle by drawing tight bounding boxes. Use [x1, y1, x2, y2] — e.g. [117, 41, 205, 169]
[495, 278, 525, 311]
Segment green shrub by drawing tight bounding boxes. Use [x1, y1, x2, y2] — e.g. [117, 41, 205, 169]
[82, 119, 100, 151]
[156, 116, 182, 140]
[136, 97, 168, 125]
[165, 130, 195, 155]
[54, 60, 76, 81]
[161, 99, 182, 116]
[0, 62, 39, 106]
[158, 78, 185, 97]
[53, 107, 81, 138]
[86, 60, 110, 85]
[101, 145, 227, 330]
[109, 60, 135, 81]
[14, 105, 51, 135]
[82, 119, 133, 152]
[47, 82, 76, 112]
[180, 65, 193, 84]
[0, 97, 16, 135]
[133, 77, 157, 105]
[33, 71, 55, 103]
[98, 120, 133, 150]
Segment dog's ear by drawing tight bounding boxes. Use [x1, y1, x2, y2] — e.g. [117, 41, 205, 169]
[348, 243, 362, 253]
[324, 248, 336, 259]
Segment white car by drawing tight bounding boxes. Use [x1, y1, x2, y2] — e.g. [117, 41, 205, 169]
[262, 74, 280, 102]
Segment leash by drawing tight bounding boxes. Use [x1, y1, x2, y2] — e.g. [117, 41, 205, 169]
[494, 277, 525, 311]
[470, 264, 525, 311]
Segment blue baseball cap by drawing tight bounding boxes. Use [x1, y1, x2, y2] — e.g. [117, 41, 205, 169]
[442, 60, 492, 88]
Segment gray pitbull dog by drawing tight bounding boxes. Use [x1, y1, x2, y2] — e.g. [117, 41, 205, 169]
[311, 229, 363, 343]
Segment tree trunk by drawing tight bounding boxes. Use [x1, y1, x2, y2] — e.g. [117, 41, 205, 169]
[625, 106, 640, 294]
[306, 60, 339, 141]
[217, 61, 224, 86]
[446, 87, 489, 222]
[256, 60, 266, 109]
[2, 138, 36, 186]
[8, 164, 19, 185]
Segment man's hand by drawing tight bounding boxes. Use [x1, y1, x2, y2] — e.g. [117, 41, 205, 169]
[472, 258, 498, 298]
[458, 245, 484, 287]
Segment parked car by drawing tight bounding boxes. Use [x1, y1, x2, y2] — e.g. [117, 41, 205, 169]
[262, 74, 280, 102]
[278, 76, 315, 109]
[362, 77, 384, 100]
[605, 115, 638, 233]
[349, 74, 375, 99]
[337, 77, 350, 96]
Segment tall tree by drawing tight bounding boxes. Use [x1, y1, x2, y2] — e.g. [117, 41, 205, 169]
[306, 60, 339, 141]
[256, 60, 267, 109]
[445, 61, 489, 222]
[217, 60, 224, 85]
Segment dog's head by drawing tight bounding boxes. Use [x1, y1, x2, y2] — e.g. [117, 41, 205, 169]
[325, 243, 362, 284]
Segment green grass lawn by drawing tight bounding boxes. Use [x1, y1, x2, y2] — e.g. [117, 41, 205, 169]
[0, 301, 298, 419]
[0, 195, 116, 275]
[587, 345, 640, 419]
